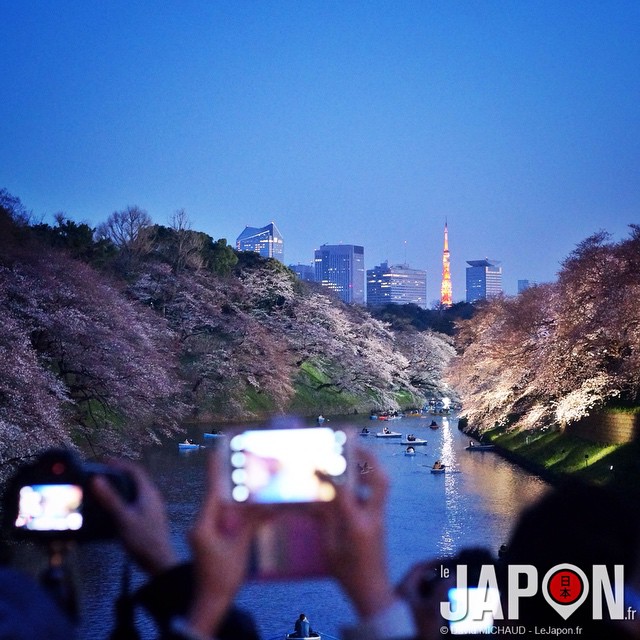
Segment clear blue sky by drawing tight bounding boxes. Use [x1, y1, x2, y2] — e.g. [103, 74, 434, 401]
[1, 1, 638, 301]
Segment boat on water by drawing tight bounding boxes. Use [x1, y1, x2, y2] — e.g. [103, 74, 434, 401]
[430, 460, 445, 473]
[375, 429, 401, 438]
[203, 431, 224, 439]
[428, 420, 440, 430]
[400, 437, 427, 446]
[285, 634, 321, 640]
[178, 441, 200, 450]
[359, 428, 373, 436]
[466, 442, 496, 451]
[404, 447, 416, 456]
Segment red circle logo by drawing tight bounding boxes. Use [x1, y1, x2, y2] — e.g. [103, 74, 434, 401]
[547, 569, 584, 605]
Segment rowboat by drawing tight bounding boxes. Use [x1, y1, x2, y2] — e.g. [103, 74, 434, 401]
[466, 442, 495, 451]
[375, 430, 401, 438]
[430, 466, 446, 474]
[178, 442, 200, 450]
[400, 437, 427, 446]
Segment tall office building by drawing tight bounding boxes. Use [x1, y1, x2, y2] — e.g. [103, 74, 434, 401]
[466, 259, 503, 303]
[367, 262, 427, 309]
[314, 244, 365, 304]
[440, 222, 452, 307]
[235, 222, 284, 262]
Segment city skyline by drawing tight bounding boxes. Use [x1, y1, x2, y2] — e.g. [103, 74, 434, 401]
[1, 2, 638, 302]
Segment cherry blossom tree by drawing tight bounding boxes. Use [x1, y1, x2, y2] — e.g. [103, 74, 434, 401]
[0, 238, 185, 473]
[451, 226, 640, 434]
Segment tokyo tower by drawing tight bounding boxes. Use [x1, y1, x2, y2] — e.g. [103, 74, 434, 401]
[440, 222, 452, 307]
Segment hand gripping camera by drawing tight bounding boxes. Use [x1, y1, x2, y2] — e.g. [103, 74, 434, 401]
[3, 448, 136, 543]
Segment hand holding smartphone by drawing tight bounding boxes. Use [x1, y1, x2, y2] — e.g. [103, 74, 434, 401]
[220, 426, 350, 580]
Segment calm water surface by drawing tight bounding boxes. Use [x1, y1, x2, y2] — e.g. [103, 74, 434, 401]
[76, 415, 547, 639]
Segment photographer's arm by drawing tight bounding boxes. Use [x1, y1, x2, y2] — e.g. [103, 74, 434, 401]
[179, 452, 264, 639]
[318, 448, 416, 639]
[91, 459, 178, 576]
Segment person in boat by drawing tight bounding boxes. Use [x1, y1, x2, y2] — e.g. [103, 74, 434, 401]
[468, 440, 475, 447]
[383, 427, 390, 434]
[361, 427, 369, 434]
[406, 446, 415, 454]
[292, 612, 312, 637]
[432, 459, 443, 470]
[407, 434, 415, 441]
[357, 461, 372, 474]
[430, 420, 438, 427]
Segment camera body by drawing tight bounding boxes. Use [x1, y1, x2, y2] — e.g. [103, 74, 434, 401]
[3, 449, 136, 543]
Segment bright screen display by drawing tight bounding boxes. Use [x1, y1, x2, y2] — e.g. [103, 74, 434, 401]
[229, 427, 347, 503]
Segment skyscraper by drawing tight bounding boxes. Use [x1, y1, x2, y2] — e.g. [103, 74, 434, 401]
[367, 262, 427, 309]
[466, 259, 503, 302]
[314, 244, 365, 304]
[235, 222, 284, 262]
[440, 222, 452, 307]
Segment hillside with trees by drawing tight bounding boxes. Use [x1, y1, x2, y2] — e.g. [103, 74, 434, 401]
[449, 226, 640, 434]
[0, 189, 455, 477]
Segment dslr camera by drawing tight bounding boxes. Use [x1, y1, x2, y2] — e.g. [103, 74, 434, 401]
[3, 448, 136, 543]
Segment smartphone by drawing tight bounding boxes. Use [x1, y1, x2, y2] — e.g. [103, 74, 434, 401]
[249, 512, 328, 580]
[15, 484, 84, 532]
[225, 426, 348, 504]
[448, 587, 500, 635]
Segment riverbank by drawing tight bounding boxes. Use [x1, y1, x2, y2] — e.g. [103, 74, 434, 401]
[462, 418, 640, 501]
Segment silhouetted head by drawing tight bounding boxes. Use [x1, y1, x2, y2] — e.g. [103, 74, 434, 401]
[502, 480, 638, 631]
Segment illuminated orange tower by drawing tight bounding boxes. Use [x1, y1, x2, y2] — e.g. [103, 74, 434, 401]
[440, 222, 452, 307]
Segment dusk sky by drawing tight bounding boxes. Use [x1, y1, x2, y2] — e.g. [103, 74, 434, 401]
[1, 1, 638, 302]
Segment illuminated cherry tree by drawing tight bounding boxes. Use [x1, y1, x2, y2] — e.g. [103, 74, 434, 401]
[450, 226, 640, 433]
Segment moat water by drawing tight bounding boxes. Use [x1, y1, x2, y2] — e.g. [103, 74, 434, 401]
[75, 414, 547, 639]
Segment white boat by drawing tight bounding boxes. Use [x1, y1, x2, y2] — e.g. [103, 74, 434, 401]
[375, 430, 401, 438]
[466, 442, 495, 451]
[178, 442, 200, 450]
[400, 437, 427, 446]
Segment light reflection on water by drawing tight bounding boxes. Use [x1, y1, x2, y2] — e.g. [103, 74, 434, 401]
[74, 414, 546, 639]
